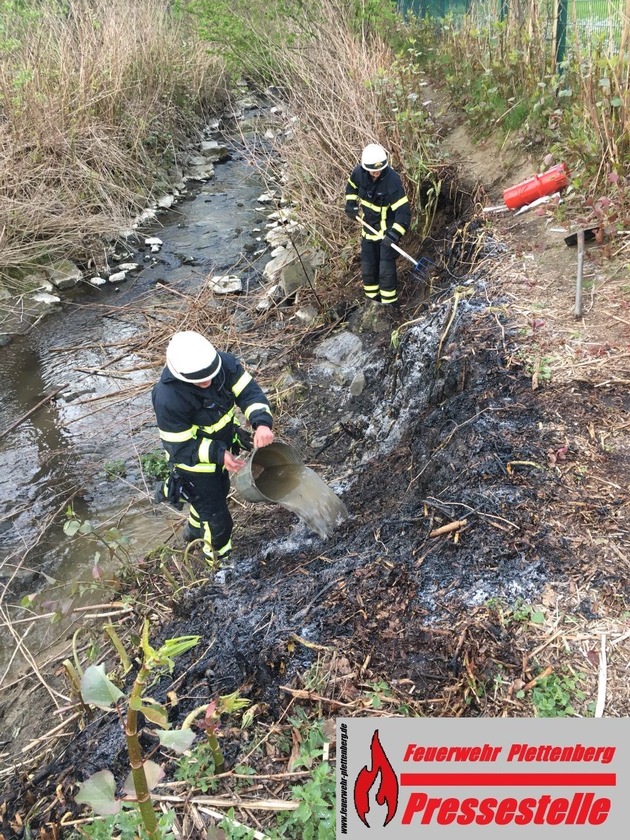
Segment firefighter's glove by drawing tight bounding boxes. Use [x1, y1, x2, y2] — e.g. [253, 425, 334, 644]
[345, 207, 359, 221]
[234, 427, 254, 452]
[384, 228, 401, 244]
[159, 472, 186, 511]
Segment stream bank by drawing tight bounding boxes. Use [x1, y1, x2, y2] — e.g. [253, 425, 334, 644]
[0, 94, 299, 679]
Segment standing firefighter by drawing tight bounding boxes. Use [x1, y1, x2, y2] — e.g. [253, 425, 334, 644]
[345, 143, 411, 307]
[152, 330, 274, 569]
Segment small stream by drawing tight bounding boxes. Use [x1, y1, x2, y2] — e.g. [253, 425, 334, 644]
[0, 107, 277, 675]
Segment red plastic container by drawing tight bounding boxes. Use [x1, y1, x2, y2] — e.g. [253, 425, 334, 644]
[503, 163, 569, 210]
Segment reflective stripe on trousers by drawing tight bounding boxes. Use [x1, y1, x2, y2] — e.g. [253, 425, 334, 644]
[179, 469, 233, 558]
[360, 238, 398, 303]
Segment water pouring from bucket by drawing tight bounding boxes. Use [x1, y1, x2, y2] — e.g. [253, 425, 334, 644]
[233, 441, 348, 539]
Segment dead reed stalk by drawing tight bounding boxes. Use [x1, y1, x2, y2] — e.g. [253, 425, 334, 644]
[242, 0, 442, 255]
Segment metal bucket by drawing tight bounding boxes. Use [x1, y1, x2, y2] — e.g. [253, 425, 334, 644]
[233, 441, 348, 539]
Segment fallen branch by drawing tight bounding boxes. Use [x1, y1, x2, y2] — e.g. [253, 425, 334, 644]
[429, 519, 468, 538]
[153, 793, 298, 811]
[423, 496, 518, 530]
[197, 807, 270, 840]
[506, 460, 545, 473]
[290, 633, 335, 652]
[279, 685, 357, 708]
[437, 290, 461, 361]
[0, 383, 68, 440]
[523, 666, 553, 691]
[594, 634, 607, 718]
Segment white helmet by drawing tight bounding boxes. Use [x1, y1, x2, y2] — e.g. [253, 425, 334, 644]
[166, 331, 222, 383]
[361, 143, 388, 172]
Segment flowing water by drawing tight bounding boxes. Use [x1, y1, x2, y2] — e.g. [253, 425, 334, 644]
[255, 464, 349, 539]
[0, 113, 276, 676]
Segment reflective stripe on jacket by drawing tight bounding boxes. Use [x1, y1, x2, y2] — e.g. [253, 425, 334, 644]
[345, 165, 411, 240]
[151, 351, 273, 474]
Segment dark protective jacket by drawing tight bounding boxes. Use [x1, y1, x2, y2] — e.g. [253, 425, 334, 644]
[151, 351, 273, 475]
[345, 165, 411, 242]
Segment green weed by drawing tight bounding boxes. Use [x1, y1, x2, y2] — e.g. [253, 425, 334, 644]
[574, 464, 588, 482]
[140, 449, 170, 482]
[521, 671, 586, 717]
[71, 804, 174, 840]
[486, 597, 545, 627]
[271, 763, 336, 839]
[104, 459, 127, 479]
[364, 678, 394, 710]
[174, 739, 221, 793]
[287, 710, 328, 769]
[512, 601, 545, 625]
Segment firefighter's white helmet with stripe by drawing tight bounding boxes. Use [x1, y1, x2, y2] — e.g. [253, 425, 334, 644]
[361, 143, 389, 172]
[166, 331, 222, 383]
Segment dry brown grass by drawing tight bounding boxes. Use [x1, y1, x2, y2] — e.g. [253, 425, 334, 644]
[250, 0, 444, 252]
[0, 0, 227, 287]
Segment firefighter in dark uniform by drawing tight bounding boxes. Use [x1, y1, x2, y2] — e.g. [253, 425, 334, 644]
[345, 143, 411, 306]
[152, 330, 274, 569]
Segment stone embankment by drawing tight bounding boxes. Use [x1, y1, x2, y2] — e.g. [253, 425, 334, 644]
[0, 88, 325, 344]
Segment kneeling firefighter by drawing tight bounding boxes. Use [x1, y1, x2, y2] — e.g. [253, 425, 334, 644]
[152, 330, 274, 568]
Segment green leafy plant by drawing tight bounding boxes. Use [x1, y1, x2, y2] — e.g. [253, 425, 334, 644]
[218, 810, 259, 839]
[287, 713, 329, 771]
[76, 622, 200, 838]
[104, 459, 127, 479]
[511, 600, 546, 626]
[73, 802, 175, 840]
[526, 671, 586, 717]
[217, 714, 335, 840]
[486, 597, 545, 627]
[175, 740, 220, 794]
[63, 506, 132, 578]
[269, 762, 335, 839]
[140, 450, 170, 482]
[364, 678, 394, 710]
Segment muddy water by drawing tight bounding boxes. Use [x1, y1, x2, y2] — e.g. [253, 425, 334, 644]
[0, 116, 274, 676]
[255, 464, 349, 539]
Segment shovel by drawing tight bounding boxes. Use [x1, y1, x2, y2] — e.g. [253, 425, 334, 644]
[359, 217, 433, 281]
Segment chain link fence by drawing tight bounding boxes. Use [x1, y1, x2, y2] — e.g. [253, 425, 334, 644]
[397, 0, 627, 58]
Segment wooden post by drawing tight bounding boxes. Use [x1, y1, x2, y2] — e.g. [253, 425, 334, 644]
[551, 0, 559, 73]
[574, 229, 584, 318]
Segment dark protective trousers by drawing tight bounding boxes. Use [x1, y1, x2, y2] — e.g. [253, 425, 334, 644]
[360, 238, 399, 304]
[179, 469, 232, 560]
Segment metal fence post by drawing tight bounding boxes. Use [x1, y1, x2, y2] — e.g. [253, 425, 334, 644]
[499, 0, 509, 23]
[574, 229, 584, 318]
[556, 0, 568, 67]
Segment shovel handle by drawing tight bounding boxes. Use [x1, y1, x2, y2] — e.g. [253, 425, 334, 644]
[358, 217, 418, 268]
